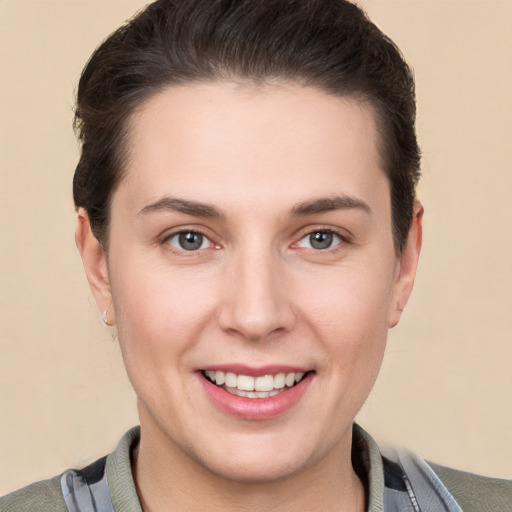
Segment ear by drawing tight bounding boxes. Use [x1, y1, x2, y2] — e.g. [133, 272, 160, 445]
[388, 201, 423, 328]
[75, 208, 115, 326]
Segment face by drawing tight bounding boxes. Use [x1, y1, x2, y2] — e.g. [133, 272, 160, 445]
[78, 82, 421, 483]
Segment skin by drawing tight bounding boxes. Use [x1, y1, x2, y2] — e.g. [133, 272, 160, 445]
[76, 82, 422, 511]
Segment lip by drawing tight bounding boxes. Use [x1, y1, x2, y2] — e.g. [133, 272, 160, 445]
[201, 364, 311, 376]
[198, 369, 314, 420]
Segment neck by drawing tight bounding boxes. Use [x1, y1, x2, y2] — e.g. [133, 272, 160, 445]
[133, 417, 365, 512]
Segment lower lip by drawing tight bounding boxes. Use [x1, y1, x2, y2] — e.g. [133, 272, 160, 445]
[199, 373, 313, 420]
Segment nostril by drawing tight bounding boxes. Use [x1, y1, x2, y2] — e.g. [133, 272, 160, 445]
[218, 309, 296, 342]
[217, 268, 296, 340]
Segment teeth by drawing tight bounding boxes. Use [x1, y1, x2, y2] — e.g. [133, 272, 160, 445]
[215, 370, 225, 386]
[203, 369, 308, 397]
[225, 372, 237, 388]
[274, 373, 286, 389]
[226, 388, 287, 399]
[285, 373, 295, 387]
[237, 374, 255, 391]
[255, 375, 274, 391]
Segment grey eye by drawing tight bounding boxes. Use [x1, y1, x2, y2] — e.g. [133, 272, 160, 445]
[309, 231, 334, 249]
[297, 230, 342, 250]
[168, 231, 209, 251]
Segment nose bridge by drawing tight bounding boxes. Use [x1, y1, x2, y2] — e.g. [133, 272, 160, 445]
[219, 242, 295, 340]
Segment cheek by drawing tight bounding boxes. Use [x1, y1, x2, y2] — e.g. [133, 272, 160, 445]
[109, 259, 220, 373]
[296, 262, 395, 367]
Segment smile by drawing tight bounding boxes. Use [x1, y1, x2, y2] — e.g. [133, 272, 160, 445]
[202, 370, 309, 399]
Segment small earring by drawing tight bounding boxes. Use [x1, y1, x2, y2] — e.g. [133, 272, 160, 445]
[102, 305, 115, 327]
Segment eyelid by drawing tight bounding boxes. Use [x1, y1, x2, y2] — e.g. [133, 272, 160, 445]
[291, 226, 350, 251]
[162, 226, 221, 253]
[167, 232, 210, 251]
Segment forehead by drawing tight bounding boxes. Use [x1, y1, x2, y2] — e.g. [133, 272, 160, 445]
[119, 82, 389, 214]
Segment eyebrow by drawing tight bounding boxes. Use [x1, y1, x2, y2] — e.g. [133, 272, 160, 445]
[138, 197, 224, 218]
[138, 194, 371, 219]
[291, 195, 372, 216]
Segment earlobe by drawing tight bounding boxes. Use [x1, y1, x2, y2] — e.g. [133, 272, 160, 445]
[75, 208, 115, 325]
[388, 201, 423, 328]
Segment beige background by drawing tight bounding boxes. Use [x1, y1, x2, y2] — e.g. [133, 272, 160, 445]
[1, 0, 511, 495]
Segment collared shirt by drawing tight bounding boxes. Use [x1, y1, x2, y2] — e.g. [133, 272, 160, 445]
[60, 425, 461, 512]
[2, 425, 511, 511]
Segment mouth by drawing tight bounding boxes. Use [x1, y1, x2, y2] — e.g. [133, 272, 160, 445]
[199, 367, 314, 420]
[201, 370, 311, 399]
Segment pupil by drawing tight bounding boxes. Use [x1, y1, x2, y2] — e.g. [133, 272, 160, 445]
[311, 231, 332, 249]
[179, 232, 203, 250]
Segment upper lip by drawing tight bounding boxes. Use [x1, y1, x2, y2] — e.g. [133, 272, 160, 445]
[200, 364, 312, 376]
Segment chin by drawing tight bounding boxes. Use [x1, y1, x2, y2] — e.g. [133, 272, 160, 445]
[189, 430, 334, 485]
[202, 450, 311, 484]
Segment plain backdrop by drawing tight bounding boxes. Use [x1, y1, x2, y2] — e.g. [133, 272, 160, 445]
[1, 0, 511, 495]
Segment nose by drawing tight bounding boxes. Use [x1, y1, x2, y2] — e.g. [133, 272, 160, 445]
[218, 250, 296, 341]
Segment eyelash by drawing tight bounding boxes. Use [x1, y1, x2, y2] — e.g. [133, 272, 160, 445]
[293, 228, 348, 253]
[162, 227, 348, 255]
[164, 229, 217, 254]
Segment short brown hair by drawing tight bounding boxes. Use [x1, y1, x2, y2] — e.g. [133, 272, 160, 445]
[73, 0, 420, 252]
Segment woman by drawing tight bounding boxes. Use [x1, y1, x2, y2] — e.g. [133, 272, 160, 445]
[2, 0, 510, 510]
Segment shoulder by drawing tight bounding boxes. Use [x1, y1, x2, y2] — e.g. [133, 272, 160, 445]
[428, 461, 512, 512]
[0, 428, 139, 512]
[0, 474, 67, 512]
[378, 436, 512, 512]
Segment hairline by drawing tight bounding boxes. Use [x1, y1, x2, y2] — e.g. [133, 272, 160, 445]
[96, 78, 401, 254]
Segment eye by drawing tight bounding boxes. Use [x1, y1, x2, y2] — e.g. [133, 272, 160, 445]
[296, 230, 343, 250]
[166, 231, 211, 251]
